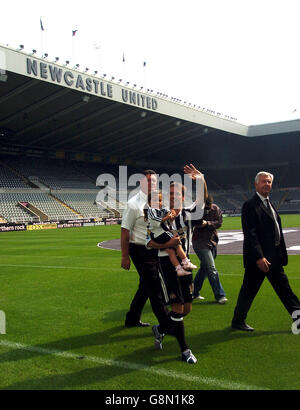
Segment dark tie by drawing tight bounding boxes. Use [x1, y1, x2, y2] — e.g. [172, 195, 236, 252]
[265, 198, 280, 246]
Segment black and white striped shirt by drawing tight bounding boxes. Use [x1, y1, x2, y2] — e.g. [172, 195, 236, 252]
[158, 202, 204, 257]
[146, 207, 171, 241]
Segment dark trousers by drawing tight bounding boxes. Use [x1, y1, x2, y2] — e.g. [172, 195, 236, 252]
[233, 259, 300, 324]
[126, 243, 169, 325]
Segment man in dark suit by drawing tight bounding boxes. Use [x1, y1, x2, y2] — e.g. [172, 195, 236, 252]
[232, 171, 300, 331]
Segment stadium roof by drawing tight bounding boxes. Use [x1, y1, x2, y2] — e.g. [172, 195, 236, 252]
[1, 44, 300, 167]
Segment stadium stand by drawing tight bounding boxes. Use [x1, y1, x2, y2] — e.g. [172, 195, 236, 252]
[0, 159, 29, 188]
[0, 192, 39, 223]
[1, 44, 299, 229]
[0, 155, 123, 223]
[0, 191, 78, 222]
[52, 192, 115, 219]
[0, 153, 299, 224]
[2, 155, 97, 189]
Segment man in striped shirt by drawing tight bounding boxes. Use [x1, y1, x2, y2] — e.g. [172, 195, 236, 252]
[149, 165, 207, 364]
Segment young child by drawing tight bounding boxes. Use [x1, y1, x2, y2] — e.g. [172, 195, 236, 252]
[144, 190, 197, 277]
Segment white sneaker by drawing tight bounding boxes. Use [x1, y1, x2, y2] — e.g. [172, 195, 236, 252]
[176, 266, 192, 277]
[182, 260, 197, 270]
[217, 297, 228, 304]
[181, 349, 197, 364]
[194, 295, 205, 300]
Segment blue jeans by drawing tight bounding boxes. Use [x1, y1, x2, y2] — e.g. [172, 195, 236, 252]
[193, 246, 226, 301]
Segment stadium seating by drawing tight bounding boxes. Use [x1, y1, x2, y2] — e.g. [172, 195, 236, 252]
[0, 192, 77, 222]
[0, 192, 39, 223]
[52, 192, 115, 218]
[0, 161, 28, 188]
[3, 156, 97, 190]
[0, 154, 299, 224]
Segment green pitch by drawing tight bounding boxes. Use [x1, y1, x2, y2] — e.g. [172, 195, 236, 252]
[221, 213, 300, 230]
[0, 217, 299, 390]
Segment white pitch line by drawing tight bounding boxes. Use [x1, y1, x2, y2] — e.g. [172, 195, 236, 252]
[0, 339, 268, 390]
[97, 242, 119, 251]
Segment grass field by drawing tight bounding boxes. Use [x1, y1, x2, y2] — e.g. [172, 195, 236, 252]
[221, 213, 300, 230]
[0, 215, 300, 390]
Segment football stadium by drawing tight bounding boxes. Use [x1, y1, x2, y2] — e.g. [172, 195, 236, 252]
[0, 42, 300, 392]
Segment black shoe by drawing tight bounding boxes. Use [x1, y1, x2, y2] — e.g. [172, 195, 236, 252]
[125, 320, 150, 328]
[231, 321, 254, 331]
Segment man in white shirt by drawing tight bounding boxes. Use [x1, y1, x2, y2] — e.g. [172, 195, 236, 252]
[121, 169, 179, 327]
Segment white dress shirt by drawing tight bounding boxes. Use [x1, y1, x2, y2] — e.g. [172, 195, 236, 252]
[121, 190, 148, 245]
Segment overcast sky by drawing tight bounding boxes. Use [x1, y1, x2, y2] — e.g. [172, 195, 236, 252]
[1, 0, 300, 125]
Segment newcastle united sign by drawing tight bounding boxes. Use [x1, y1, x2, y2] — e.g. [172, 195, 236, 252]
[26, 57, 158, 111]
